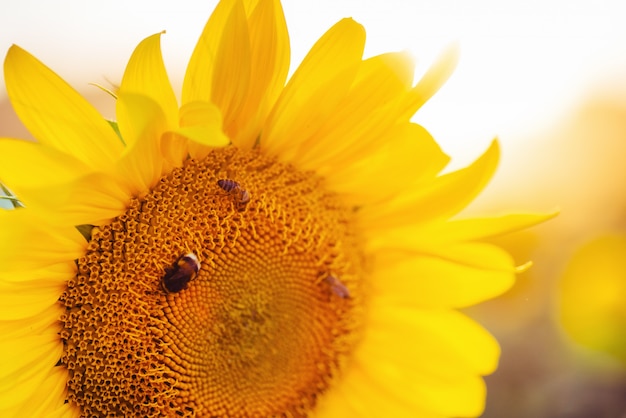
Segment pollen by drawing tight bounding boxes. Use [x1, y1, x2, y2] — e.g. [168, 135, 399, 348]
[59, 147, 366, 417]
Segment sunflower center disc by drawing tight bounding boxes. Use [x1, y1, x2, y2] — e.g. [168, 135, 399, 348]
[59, 147, 365, 417]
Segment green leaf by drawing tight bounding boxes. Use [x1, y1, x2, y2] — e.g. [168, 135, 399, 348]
[107, 120, 126, 146]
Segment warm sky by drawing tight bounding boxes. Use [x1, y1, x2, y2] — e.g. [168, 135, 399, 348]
[1, 0, 625, 168]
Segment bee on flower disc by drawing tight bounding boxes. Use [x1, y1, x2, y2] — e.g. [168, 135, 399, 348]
[217, 179, 251, 211]
[161, 253, 201, 293]
[325, 275, 350, 299]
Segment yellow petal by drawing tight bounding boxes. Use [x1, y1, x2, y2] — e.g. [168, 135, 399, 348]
[360, 139, 499, 231]
[294, 52, 416, 170]
[0, 211, 86, 271]
[0, 303, 64, 340]
[371, 255, 514, 309]
[18, 169, 131, 226]
[0, 367, 75, 418]
[174, 100, 230, 160]
[0, 278, 67, 320]
[0, 329, 62, 408]
[179, 100, 224, 129]
[0, 261, 75, 283]
[317, 365, 427, 418]
[115, 93, 166, 196]
[359, 353, 487, 417]
[419, 212, 558, 243]
[3, 45, 122, 170]
[0, 139, 90, 205]
[367, 306, 500, 376]
[372, 227, 518, 273]
[357, 51, 415, 91]
[372, 212, 557, 255]
[400, 43, 459, 118]
[182, 0, 240, 105]
[325, 123, 449, 206]
[420, 241, 517, 272]
[65, 172, 132, 225]
[321, 307, 498, 418]
[159, 132, 189, 170]
[119, 32, 178, 131]
[233, 0, 290, 149]
[261, 18, 365, 161]
[171, 126, 230, 157]
[248, 0, 290, 108]
[211, 0, 251, 139]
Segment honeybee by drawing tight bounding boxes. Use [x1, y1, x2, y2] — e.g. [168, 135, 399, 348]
[217, 179, 250, 211]
[161, 253, 201, 293]
[325, 275, 350, 299]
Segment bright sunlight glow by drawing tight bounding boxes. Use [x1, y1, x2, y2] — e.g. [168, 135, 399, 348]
[1, 0, 625, 167]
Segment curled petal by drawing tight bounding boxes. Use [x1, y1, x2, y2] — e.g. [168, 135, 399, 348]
[175, 101, 230, 160]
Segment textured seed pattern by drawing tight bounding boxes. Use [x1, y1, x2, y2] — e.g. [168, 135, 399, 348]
[59, 147, 365, 417]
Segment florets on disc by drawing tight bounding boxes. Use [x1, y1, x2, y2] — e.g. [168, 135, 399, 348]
[59, 147, 366, 417]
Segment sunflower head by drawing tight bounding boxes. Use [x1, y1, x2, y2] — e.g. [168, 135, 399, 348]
[0, 1, 551, 417]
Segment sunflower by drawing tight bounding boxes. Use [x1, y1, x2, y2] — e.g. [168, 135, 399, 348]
[558, 234, 626, 365]
[0, 0, 549, 417]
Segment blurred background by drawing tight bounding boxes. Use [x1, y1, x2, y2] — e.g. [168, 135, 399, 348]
[2, 1, 626, 416]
